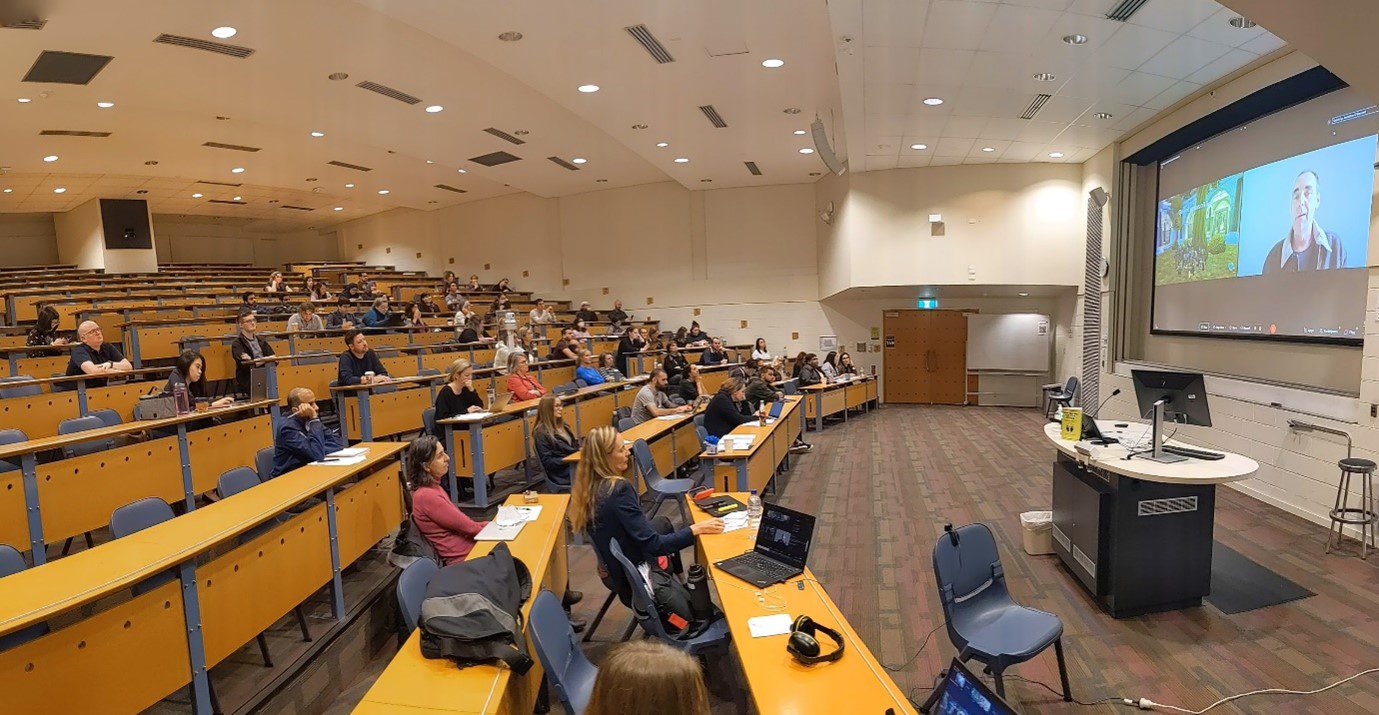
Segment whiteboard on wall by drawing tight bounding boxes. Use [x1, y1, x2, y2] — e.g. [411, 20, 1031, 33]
[965, 313, 1051, 372]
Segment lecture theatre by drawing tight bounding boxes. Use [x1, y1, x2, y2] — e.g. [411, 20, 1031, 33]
[3, 1, 1379, 713]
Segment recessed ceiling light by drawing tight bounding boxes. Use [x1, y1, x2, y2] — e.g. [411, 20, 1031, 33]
[328, 72, 349, 81]
[923, 97, 944, 106]
[231, 167, 245, 173]
[910, 143, 927, 150]
[799, 148, 815, 154]
[42, 155, 58, 162]
[305, 177, 317, 182]
[425, 105, 444, 113]
[498, 31, 523, 41]
[1034, 73, 1057, 82]
[53, 187, 67, 194]
[701, 179, 713, 183]
[17, 98, 31, 103]
[211, 26, 237, 39]
[572, 157, 587, 164]
[632, 124, 648, 130]
[1063, 34, 1088, 45]
[97, 101, 114, 108]
[425, 160, 435, 164]
[1094, 112, 1113, 119]
[674, 157, 689, 164]
[333, 207, 344, 211]
[577, 84, 600, 93]
[310, 131, 324, 137]
[981, 146, 994, 152]
[514, 130, 529, 136]
[345, 183, 355, 188]
[596, 179, 608, 183]
[761, 58, 785, 68]
[1019, 292, 1030, 297]
[144, 160, 159, 166]
[783, 107, 801, 114]
[2, 188, 10, 193]
[456, 169, 467, 174]
[216, 115, 230, 121]
[378, 189, 390, 195]
[793, 130, 807, 135]
[192, 193, 203, 198]
[1048, 151, 1064, 158]
[232, 195, 242, 201]
[655, 142, 669, 148]
[808, 172, 821, 177]
[1229, 16, 1256, 29]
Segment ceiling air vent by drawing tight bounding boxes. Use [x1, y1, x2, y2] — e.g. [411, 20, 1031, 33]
[2, 19, 47, 30]
[699, 105, 728, 129]
[471, 151, 522, 167]
[1020, 94, 1052, 120]
[280, 205, 314, 211]
[327, 160, 373, 172]
[434, 184, 468, 194]
[356, 80, 421, 105]
[208, 199, 246, 205]
[202, 141, 261, 153]
[1105, 0, 1150, 21]
[625, 24, 674, 64]
[744, 161, 762, 176]
[40, 130, 111, 137]
[22, 50, 112, 84]
[483, 128, 526, 145]
[548, 157, 580, 171]
[153, 34, 255, 59]
[196, 179, 243, 187]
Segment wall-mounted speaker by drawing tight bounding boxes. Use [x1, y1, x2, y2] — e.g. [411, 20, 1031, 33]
[1089, 187, 1109, 207]
[99, 199, 152, 249]
[810, 118, 848, 176]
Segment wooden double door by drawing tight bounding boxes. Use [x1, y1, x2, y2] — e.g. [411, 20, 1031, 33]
[882, 309, 967, 404]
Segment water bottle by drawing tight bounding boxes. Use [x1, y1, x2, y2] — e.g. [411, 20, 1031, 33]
[486, 385, 496, 409]
[173, 383, 191, 415]
[747, 490, 763, 531]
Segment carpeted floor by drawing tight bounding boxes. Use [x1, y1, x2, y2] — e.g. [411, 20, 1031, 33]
[563, 404, 1379, 714]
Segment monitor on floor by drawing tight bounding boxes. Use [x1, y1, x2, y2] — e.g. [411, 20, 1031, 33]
[930, 659, 1018, 715]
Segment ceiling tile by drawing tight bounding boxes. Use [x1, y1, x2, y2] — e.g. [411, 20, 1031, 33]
[941, 116, 989, 139]
[920, 0, 999, 50]
[1100, 23, 1179, 70]
[896, 154, 933, 168]
[1126, 0, 1220, 34]
[868, 114, 916, 136]
[1066, 0, 1118, 16]
[900, 137, 937, 151]
[1103, 70, 1178, 105]
[865, 155, 899, 171]
[980, 117, 1036, 141]
[914, 49, 977, 85]
[1187, 7, 1268, 47]
[1016, 119, 1069, 143]
[1137, 35, 1231, 80]
[1031, 95, 1095, 123]
[1239, 32, 1286, 55]
[929, 156, 964, 166]
[865, 84, 916, 115]
[934, 136, 976, 157]
[1185, 48, 1258, 85]
[866, 136, 904, 155]
[977, 5, 1064, 53]
[1004, 0, 1075, 10]
[1043, 12, 1121, 51]
[1053, 124, 1122, 148]
[902, 114, 951, 135]
[863, 0, 933, 48]
[951, 85, 1031, 118]
[965, 154, 1000, 164]
[1142, 79, 1201, 110]
[865, 46, 925, 84]
[1001, 141, 1048, 161]
[1113, 105, 1160, 130]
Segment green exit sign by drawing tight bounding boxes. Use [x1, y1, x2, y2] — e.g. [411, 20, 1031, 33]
[916, 298, 938, 309]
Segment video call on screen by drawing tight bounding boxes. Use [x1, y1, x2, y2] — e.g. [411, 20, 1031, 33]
[1151, 90, 1377, 343]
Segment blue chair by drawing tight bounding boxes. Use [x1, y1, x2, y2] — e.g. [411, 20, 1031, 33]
[422, 407, 437, 437]
[0, 429, 27, 474]
[57, 415, 113, 459]
[398, 558, 439, 633]
[0, 544, 50, 650]
[692, 412, 705, 430]
[617, 417, 637, 432]
[109, 498, 178, 595]
[419, 369, 442, 377]
[631, 439, 695, 522]
[255, 446, 276, 482]
[1044, 377, 1079, 419]
[90, 408, 122, 428]
[612, 407, 631, 429]
[0, 376, 41, 398]
[529, 589, 597, 715]
[931, 523, 1071, 701]
[606, 540, 730, 655]
[294, 353, 335, 366]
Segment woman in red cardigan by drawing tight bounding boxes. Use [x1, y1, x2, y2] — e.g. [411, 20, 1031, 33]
[505, 352, 547, 401]
[406, 435, 487, 564]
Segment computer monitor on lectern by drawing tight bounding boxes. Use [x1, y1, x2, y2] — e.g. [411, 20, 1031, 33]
[1130, 369, 1211, 427]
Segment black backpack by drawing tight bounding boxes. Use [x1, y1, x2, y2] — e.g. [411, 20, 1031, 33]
[418, 542, 535, 673]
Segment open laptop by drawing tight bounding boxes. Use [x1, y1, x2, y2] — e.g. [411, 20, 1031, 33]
[714, 502, 815, 588]
[763, 399, 785, 423]
[926, 658, 1018, 714]
[491, 390, 514, 411]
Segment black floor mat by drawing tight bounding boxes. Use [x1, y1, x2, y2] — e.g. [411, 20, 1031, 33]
[1208, 541, 1314, 614]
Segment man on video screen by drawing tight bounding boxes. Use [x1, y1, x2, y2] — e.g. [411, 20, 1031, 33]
[1262, 170, 1346, 273]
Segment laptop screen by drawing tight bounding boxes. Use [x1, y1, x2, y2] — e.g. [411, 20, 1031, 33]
[753, 502, 815, 569]
[768, 399, 785, 419]
[932, 659, 1017, 714]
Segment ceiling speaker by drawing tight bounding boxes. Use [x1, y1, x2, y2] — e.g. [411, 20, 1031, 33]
[810, 118, 847, 176]
[1089, 187, 1109, 207]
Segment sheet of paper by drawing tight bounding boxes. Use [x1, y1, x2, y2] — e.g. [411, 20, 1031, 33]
[740, 420, 762, 428]
[476, 520, 526, 541]
[313, 455, 367, 467]
[495, 505, 542, 526]
[722, 511, 750, 533]
[449, 411, 492, 422]
[657, 414, 685, 421]
[328, 447, 369, 458]
[747, 613, 794, 638]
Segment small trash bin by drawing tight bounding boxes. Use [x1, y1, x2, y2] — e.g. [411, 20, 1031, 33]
[1021, 511, 1054, 555]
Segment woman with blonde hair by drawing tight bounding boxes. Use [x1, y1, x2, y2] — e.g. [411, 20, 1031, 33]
[533, 395, 578, 490]
[432, 358, 485, 432]
[585, 640, 711, 715]
[570, 427, 723, 605]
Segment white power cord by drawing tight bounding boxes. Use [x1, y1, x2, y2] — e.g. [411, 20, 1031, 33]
[1125, 667, 1379, 713]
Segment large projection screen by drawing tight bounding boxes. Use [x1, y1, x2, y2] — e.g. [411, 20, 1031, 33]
[1152, 89, 1378, 344]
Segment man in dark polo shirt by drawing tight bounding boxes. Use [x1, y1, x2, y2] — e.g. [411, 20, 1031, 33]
[66, 320, 132, 386]
[337, 329, 392, 386]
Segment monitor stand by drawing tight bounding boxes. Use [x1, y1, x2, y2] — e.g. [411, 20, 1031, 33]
[1142, 399, 1186, 464]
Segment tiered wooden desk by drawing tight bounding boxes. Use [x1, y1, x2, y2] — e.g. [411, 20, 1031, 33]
[799, 374, 880, 431]
[708, 395, 806, 494]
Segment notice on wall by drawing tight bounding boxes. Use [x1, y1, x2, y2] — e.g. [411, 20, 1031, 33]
[870, 327, 880, 340]
[1038, 320, 1049, 336]
[819, 335, 838, 352]
[884, 336, 896, 348]
[856, 342, 868, 352]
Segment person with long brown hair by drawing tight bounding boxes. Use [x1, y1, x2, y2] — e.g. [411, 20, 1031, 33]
[533, 395, 578, 490]
[569, 426, 723, 604]
[585, 641, 711, 715]
[405, 435, 487, 565]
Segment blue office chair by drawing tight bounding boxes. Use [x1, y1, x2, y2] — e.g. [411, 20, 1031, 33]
[1045, 377, 1079, 419]
[631, 439, 695, 523]
[617, 417, 637, 432]
[529, 589, 597, 715]
[294, 353, 336, 366]
[57, 415, 113, 459]
[422, 407, 437, 437]
[606, 540, 730, 655]
[255, 446, 276, 482]
[109, 498, 179, 595]
[0, 544, 50, 650]
[692, 412, 706, 430]
[90, 408, 122, 428]
[372, 382, 399, 395]
[931, 523, 1071, 701]
[0, 429, 27, 474]
[0, 376, 41, 399]
[574, 379, 589, 389]
[398, 558, 440, 633]
[612, 407, 631, 429]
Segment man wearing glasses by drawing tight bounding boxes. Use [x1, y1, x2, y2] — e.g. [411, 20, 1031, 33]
[65, 320, 132, 386]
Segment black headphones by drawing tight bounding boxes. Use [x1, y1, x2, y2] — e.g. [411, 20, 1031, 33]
[787, 615, 845, 665]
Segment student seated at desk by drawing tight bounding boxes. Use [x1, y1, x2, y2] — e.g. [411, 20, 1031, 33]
[597, 353, 626, 383]
[272, 387, 344, 477]
[574, 301, 599, 325]
[551, 328, 581, 362]
[65, 319, 133, 387]
[493, 326, 531, 374]
[286, 301, 324, 331]
[569, 426, 723, 607]
[27, 305, 71, 346]
[838, 351, 859, 376]
[751, 337, 772, 362]
[571, 319, 593, 341]
[683, 321, 709, 347]
[432, 359, 485, 433]
[663, 342, 690, 381]
[616, 325, 646, 376]
[797, 353, 823, 387]
[704, 378, 753, 439]
[325, 298, 357, 330]
[360, 297, 392, 328]
[337, 330, 391, 386]
[528, 298, 556, 325]
[820, 350, 839, 382]
[404, 302, 430, 331]
[575, 350, 606, 386]
[495, 277, 512, 293]
[306, 276, 332, 302]
[698, 337, 729, 366]
[506, 353, 547, 401]
[671, 364, 708, 405]
[406, 435, 487, 565]
[605, 299, 629, 327]
[164, 349, 234, 408]
[442, 282, 464, 311]
[232, 309, 276, 395]
[586, 641, 711, 715]
[633, 369, 691, 425]
[265, 271, 293, 294]
[465, 274, 483, 292]
[533, 395, 578, 490]
[745, 365, 783, 408]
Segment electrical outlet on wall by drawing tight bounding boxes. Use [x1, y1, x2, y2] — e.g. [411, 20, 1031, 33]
[484, 263, 491, 270]
[522, 270, 529, 277]
[448, 257, 455, 264]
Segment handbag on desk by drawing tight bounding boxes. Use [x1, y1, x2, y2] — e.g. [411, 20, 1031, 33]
[134, 394, 177, 421]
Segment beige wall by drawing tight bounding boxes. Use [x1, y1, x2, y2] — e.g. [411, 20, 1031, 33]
[0, 213, 59, 267]
[53, 199, 108, 270]
[152, 217, 339, 268]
